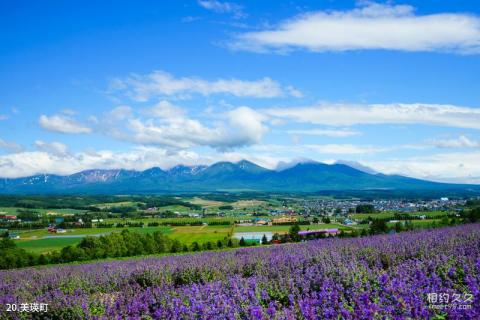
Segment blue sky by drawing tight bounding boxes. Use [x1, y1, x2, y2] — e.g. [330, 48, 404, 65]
[1, 0, 480, 182]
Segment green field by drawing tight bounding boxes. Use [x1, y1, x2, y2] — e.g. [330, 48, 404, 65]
[103, 215, 267, 225]
[13, 226, 172, 239]
[169, 225, 232, 244]
[8, 218, 452, 254]
[234, 223, 351, 233]
[3, 198, 457, 256]
[94, 201, 142, 209]
[386, 219, 443, 228]
[349, 211, 449, 220]
[11, 225, 231, 253]
[0, 207, 88, 215]
[17, 238, 83, 254]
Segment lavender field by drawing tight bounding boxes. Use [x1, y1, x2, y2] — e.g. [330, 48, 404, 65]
[1, 225, 479, 319]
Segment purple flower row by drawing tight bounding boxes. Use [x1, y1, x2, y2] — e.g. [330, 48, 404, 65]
[1, 224, 479, 319]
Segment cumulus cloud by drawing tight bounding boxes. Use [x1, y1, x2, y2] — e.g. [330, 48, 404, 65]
[231, 2, 480, 54]
[198, 0, 245, 19]
[110, 70, 302, 101]
[266, 103, 480, 129]
[122, 106, 267, 150]
[287, 128, 361, 138]
[39, 114, 92, 134]
[96, 102, 268, 151]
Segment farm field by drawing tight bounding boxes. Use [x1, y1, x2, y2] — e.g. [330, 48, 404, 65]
[386, 218, 443, 228]
[16, 237, 83, 254]
[10, 218, 448, 254]
[2, 224, 478, 319]
[349, 210, 449, 220]
[187, 197, 226, 208]
[12, 225, 232, 254]
[102, 215, 268, 224]
[234, 223, 350, 233]
[168, 225, 232, 244]
[93, 201, 142, 209]
[13, 226, 172, 239]
[0, 207, 88, 215]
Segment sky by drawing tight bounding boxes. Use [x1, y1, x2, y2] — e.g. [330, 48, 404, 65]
[1, 0, 480, 183]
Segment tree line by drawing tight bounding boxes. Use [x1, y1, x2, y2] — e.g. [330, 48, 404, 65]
[0, 229, 243, 270]
[2, 207, 479, 270]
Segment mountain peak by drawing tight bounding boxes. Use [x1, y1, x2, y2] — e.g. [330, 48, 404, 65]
[335, 160, 378, 175]
[168, 164, 207, 176]
[236, 160, 269, 173]
[276, 158, 319, 171]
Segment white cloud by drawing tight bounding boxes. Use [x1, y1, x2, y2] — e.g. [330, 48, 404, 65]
[266, 103, 480, 129]
[99, 103, 267, 151]
[108, 105, 133, 121]
[365, 151, 480, 184]
[0, 148, 187, 178]
[306, 144, 386, 154]
[0, 115, 8, 120]
[39, 115, 92, 134]
[0, 138, 23, 153]
[0, 147, 280, 178]
[287, 128, 361, 137]
[34, 140, 68, 156]
[110, 70, 301, 101]
[428, 135, 479, 148]
[123, 106, 267, 150]
[198, 0, 245, 19]
[251, 143, 387, 155]
[141, 100, 185, 119]
[1, 144, 480, 183]
[231, 2, 480, 54]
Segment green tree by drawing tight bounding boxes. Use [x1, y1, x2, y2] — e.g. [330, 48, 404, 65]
[190, 241, 200, 251]
[170, 239, 182, 253]
[369, 219, 388, 235]
[0, 238, 16, 250]
[466, 207, 480, 223]
[205, 241, 213, 250]
[153, 231, 168, 253]
[394, 221, 404, 233]
[356, 204, 375, 213]
[289, 224, 301, 242]
[239, 237, 246, 246]
[261, 234, 268, 245]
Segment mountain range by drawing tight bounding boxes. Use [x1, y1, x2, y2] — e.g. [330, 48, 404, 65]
[0, 160, 479, 194]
